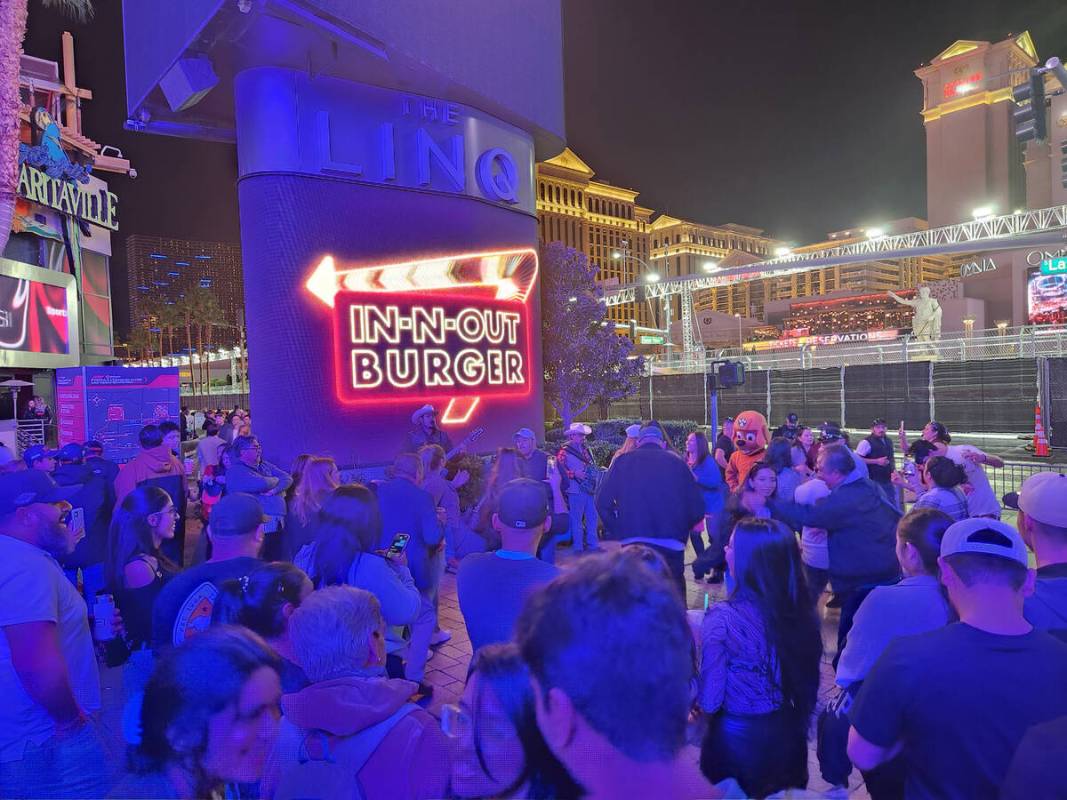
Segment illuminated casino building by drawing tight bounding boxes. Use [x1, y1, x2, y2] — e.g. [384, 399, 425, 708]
[126, 234, 243, 346]
[0, 34, 131, 420]
[535, 148, 654, 327]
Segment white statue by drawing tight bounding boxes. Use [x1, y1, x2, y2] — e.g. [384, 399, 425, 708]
[888, 286, 942, 341]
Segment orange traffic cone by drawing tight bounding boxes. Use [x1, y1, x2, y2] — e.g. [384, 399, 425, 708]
[1034, 404, 1051, 458]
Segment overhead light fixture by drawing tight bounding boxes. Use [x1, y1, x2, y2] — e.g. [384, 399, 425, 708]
[611, 251, 622, 259]
[774, 246, 792, 257]
[866, 227, 886, 239]
[646, 273, 661, 283]
[702, 260, 718, 272]
[972, 206, 994, 220]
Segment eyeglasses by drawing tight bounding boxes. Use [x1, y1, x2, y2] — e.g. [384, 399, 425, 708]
[440, 704, 472, 740]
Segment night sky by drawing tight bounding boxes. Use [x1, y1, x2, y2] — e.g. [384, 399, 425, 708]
[22, 0, 1067, 334]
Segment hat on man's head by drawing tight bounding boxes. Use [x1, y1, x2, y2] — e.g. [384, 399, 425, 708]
[496, 479, 550, 530]
[410, 404, 435, 424]
[514, 427, 536, 441]
[58, 443, 84, 463]
[84, 440, 104, 453]
[872, 418, 887, 427]
[638, 425, 665, 442]
[0, 470, 78, 515]
[1003, 472, 1067, 529]
[625, 423, 641, 438]
[940, 518, 1029, 568]
[819, 422, 843, 443]
[786, 413, 799, 424]
[565, 423, 592, 437]
[208, 493, 268, 536]
[23, 444, 59, 467]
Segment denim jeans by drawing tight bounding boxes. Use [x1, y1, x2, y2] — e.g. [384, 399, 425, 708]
[0, 721, 110, 799]
[568, 492, 599, 552]
[404, 590, 437, 683]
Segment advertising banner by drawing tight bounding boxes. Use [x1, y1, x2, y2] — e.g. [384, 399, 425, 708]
[0, 273, 69, 355]
[56, 367, 180, 463]
[1027, 268, 1067, 325]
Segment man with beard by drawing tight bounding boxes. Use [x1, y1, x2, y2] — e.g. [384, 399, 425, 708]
[0, 471, 109, 799]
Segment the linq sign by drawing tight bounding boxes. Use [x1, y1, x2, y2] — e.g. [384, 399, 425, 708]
[311, 78, 535, 214]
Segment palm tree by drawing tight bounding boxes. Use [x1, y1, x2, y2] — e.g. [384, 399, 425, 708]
[179, 295, 200, 402]
[1, 0, 94, 256]
[157, 303, 180, 358]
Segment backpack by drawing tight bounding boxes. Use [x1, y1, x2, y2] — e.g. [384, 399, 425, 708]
[273, 704, 419, 800]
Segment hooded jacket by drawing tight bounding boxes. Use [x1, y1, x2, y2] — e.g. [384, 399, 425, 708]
[261, 675, 450, 800]
[771, 476, 901, 585]
[113, 445, 186, 509]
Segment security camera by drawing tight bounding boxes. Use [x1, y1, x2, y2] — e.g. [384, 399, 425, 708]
[128, 168, 138, 179]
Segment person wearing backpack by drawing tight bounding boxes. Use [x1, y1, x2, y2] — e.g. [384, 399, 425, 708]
[261, 585, 449, 800]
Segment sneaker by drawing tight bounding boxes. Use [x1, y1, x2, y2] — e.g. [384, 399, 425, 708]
[430, 629, 452, 647]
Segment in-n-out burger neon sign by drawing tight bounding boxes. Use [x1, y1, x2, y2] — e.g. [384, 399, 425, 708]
[307, 249, 538, 424]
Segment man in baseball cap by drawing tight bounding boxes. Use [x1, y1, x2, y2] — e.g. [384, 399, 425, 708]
[0, 470, 108, 798]
[456, 479, 563, 653]
[151, 493, 268, 649]
[848, 516, 1067, 798]
[23, 444, 59, 472]
[513, 427, 548, 482]
[1004, 471, 1067, 633]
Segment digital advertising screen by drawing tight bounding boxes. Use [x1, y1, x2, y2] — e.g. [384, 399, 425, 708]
[56, 367, 180, 463]
[0, 272, 69, 355]
[1027, 268, 1067, 325]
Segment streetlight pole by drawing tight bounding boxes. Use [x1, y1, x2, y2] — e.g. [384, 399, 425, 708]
[735, 313, 743, 351]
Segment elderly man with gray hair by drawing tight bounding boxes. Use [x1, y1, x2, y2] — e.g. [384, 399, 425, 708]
[261, 585, 449, 800]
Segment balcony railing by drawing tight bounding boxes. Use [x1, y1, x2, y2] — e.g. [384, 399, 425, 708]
[647, 325, 1067, 374]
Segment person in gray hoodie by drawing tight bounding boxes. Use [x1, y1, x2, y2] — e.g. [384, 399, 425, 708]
[225, 435, 292, 561]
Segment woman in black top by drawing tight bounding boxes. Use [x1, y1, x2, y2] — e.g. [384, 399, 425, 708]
[105, 486, 180, 650]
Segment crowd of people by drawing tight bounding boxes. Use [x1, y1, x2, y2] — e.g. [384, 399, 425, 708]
[1, 401, 1066, 799]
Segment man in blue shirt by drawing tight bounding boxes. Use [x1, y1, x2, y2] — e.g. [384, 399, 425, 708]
[457, 479, 561, 653]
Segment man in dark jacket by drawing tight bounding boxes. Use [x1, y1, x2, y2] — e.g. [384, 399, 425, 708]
[53, 443, 109, 604]
[771, 444, 901, 633]
[375, 452, 445, 697]
[595, 426, 705, 595]
[83, 440, 119, 488]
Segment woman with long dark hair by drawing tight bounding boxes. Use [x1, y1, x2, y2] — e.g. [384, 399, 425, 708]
[912, 456, 969, 521]
[112, 626, 282, 799]
[295, 484, 420, 676]
[792, 426, 816, 475]
[473, 448, 523, 551]
[105, 486, 180, 650]
[446, 643, 582, 800]
[213, 562, 314, 693]
[699, 517, 822, 798]
[765, 436, 802, 503]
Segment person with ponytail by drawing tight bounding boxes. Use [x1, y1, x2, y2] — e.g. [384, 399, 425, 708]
[698, 517, 822, 798]
[111, 626, 282, 799]
[213, 562, 314, 692]
[106, 486, 181, 650]
[283, 456, 339, 559]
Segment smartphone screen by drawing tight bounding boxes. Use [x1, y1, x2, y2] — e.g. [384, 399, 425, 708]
[387, 533, 410, 556]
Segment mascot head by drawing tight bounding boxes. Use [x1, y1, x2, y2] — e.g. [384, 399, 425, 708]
[734, 410, 769, 455]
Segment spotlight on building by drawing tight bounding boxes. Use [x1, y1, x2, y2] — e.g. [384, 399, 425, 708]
[611, 251, 622, 259]
[774, 246, 792, 258]
[972, 206, 995, 220]
[866, 227, 886, 239]
[955, 82, 975, 95]
[646, 273, 661, 283]
[702, 260, 718, 272]
[567, 296, 577, 303]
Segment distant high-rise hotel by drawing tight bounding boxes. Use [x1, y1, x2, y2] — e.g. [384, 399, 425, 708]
[126, 235, 243, 346]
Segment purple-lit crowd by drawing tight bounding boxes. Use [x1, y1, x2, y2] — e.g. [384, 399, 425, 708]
[1, 402, 1066, 799]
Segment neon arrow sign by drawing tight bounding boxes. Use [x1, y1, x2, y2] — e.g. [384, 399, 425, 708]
[305, 248, 538, 425]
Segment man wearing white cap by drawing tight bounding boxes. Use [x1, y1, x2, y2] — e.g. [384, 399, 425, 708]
[404, 404, 454, 454]
[558, 423, 599, 554]
[847, 517, 1067, 799]
[1005, 471, 1067, 635]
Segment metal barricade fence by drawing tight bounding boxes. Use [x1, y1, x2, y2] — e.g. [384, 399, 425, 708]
[986, 460, 1063, 501]
[16, 419, 45, 456]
